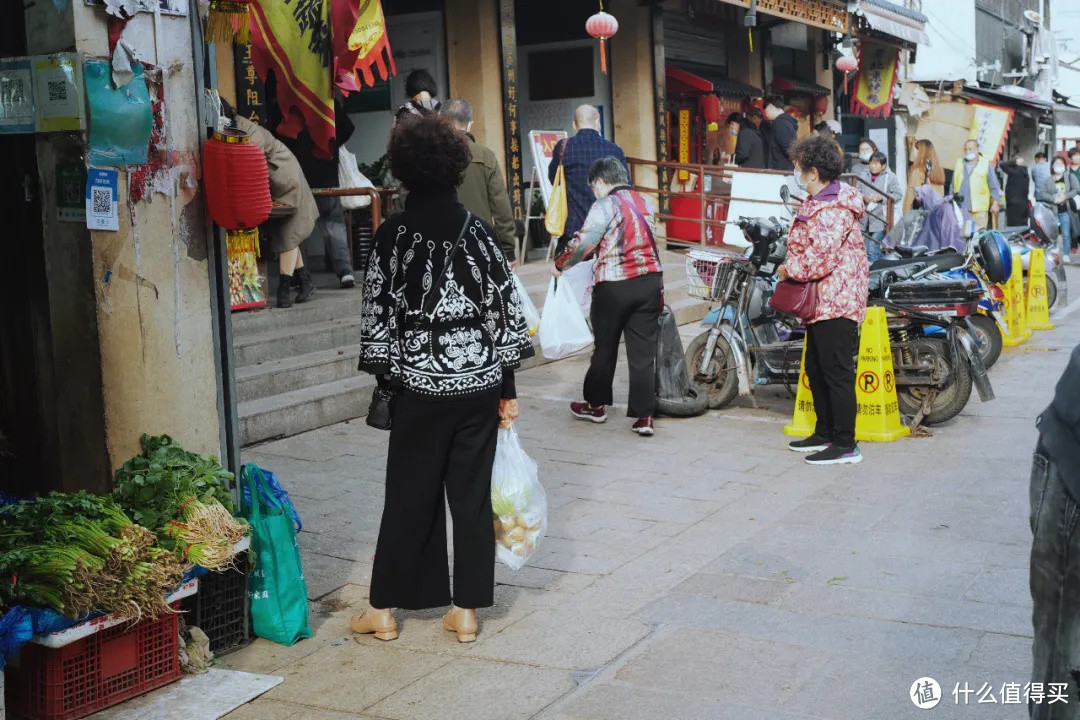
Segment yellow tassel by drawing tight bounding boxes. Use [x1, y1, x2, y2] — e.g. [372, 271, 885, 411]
[749, 29, 754, 53]
[205, 2, 251, 45]
[226, 228, 259, 258]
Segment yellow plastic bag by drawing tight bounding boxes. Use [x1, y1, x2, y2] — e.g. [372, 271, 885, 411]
[545, 165, 568, 238]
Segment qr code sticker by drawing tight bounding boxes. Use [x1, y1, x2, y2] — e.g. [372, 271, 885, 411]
[47, 80, 67, 103]
[91, 187, 111, 214]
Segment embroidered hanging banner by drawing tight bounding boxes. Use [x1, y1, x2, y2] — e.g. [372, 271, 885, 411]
[348, 0, 396, 88]
[968, 102, 1014, 163]
[850, 40, 899, 118]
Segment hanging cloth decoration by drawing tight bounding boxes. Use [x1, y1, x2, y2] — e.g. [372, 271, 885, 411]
[849, 40, 900, 118]
[348, 0, 397, 88]
[585, 5, 618, 75]
[206, 0, 255, 45]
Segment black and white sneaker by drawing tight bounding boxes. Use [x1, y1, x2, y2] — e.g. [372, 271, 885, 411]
[805, 445, 863, 466]
[788, 434, 830, 453]
[340, 273, 356, 289]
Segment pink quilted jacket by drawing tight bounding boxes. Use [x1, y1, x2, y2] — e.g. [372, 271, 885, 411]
[785, 182, 869, 325]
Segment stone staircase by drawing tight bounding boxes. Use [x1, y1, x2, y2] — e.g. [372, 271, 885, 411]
[233, 249, 709, 446]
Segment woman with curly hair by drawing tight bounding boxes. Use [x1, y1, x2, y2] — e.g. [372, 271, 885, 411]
[351, 114, 533, 643]
[779, 135, 868, 466]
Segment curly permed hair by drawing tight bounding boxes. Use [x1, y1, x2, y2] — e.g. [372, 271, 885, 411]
[790, 135, 845, 183]
[389, 114, 470, 193]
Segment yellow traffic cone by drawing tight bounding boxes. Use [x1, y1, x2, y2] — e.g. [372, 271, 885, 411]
[1026, 247, 1055, 331]
[853, 306, 910, 442]
[782, 341, 817, 438]
[1000, 248, 1032, 346]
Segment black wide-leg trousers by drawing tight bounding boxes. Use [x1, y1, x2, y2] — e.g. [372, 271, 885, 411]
[804, 318, 859, 448]
[369, 390, 501, 610]
[584, 273, 663, 418]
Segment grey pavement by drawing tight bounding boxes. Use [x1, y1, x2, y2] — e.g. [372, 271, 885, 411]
[221, 267, 1080, 719]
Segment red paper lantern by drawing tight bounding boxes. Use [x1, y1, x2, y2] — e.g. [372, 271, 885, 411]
[836, 55, 858, 94]
[813, 94, 829, 115]
[700, 94, 721, 125]
[203, 129, 272, 231]
[586, 11, 619, 75]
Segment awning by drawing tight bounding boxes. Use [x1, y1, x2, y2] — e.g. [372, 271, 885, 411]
[666, 63, 764, 98]
[962, 85, 1054, 114]
[854, 0, 930, 47]
[771, 77, 830, 96]
[666, 65, 713, 95]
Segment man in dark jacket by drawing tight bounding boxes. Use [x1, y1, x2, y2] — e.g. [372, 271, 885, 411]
[1030, 344, 1080, 719]
[999, 156, 1032, 226]
[763, 95, 798, 171]
[441, 99, 517, 265]
[548, 105, 628, 254]
[726, 112, 766, 169]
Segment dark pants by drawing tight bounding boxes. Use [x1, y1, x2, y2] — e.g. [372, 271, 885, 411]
[804, 318, 859, 448]
[584, 273, 663, 418]
[304, 196, 353, 277]
[1007, 201, 1030, 227]
[1030, 443, 1080, 718]
[370, 390, 500, 610]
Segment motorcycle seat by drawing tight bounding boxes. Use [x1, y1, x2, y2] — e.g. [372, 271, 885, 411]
[869, 252, 965, 273]
[894, 245, 930, 258]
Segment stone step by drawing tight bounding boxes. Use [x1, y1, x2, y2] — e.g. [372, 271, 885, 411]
[234, 318, 362, 366]
[238, 374, 376, 446]
[231, 291, 362, 335]
[236, 344, 362, 403]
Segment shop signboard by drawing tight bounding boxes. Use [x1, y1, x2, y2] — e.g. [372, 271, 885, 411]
[527, 130, 567, 206]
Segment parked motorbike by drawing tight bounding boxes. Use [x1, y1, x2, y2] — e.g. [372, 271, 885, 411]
[682, 204, 993, 425]
[998, 203, 1064, 310]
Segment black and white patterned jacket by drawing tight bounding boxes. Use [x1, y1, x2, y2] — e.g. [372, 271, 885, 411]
[358, 192, 533, 400]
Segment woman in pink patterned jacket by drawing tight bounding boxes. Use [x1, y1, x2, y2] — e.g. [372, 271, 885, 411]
[779, 135, 869, 466]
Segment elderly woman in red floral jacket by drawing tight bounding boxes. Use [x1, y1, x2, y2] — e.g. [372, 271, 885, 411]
[779, 135, 869, 466]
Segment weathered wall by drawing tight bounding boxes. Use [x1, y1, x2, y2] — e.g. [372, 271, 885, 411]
[610, 0, 658, 189]
[445, 0, 507, 172]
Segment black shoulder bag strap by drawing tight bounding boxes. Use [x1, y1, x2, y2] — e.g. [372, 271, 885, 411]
[411, 212, 472, 330]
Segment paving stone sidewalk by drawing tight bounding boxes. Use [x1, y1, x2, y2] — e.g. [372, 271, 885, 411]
[221, 275, 1080, 720]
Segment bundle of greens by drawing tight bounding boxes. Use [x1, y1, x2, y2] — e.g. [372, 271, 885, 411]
[0, 491, 185, 620]
[114, 434, 248, 571]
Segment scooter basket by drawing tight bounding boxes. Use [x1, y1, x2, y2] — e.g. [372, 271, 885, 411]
[685, 250, 750, 302]
[885, 278, 983, 306]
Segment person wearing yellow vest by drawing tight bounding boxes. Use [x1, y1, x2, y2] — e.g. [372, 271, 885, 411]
[953, 139, 1003, 229]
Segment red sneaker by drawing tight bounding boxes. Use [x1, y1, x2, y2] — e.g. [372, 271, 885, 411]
[632, 417, 655, 436]
[570, 401, 607, 423]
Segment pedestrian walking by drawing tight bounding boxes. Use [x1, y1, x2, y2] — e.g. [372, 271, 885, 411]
[903, 139, 946, 213]
[1029, 344, 1080, 720]
[999, 155, 1032, 227]
[952, 139, 1003, 229]
[555, 157, 663, 437]
[763, 96, 798, 171]
[441, 98, 518, 265]
[224, 103, 319, 309]
[852, 137, 877, 176]
[393, 69, 441, 126]
[548, 105, 628, 253]
[857, 152, 904, 265]
[780, 135, 868, 466]
[1042, 157, 1079, 264]
[351, 114, 533, 644]
[1032, 152, 1052, 203]
[726, 112, 766, 169]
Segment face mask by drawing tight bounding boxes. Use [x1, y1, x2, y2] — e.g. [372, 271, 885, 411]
[858, 152, 872, 163]
[1054, 166, 1066, 176]
[730, 127, 739, 137]
[793, 171, 807, 191]
[964, 152, 977, 162]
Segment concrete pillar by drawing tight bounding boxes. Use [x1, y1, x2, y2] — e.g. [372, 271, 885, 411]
[445, 0, 507, 173]
[19, 2, 223, 483]
[811, 30, 835, 118]
[609, 0, 658, 189]
[728, 21, 764, 92]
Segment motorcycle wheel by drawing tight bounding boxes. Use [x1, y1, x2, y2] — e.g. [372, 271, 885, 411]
[1046, 275, 1058, 311]
[684, 331, 740, 410]
[896, 350, 973, 425]
[655, 388, 709, 418]
[967, 314, 1002, 369]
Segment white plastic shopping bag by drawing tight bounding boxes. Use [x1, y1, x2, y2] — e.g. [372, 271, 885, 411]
[512, 274, 541, 336]
[538, 277, 593, 359]
[561, 259, 595, 317]
[491, 426, 546, 570]
[338, 146, 374, 211]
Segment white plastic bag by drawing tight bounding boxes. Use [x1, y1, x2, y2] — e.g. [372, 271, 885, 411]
[561, 259, 595, 317]
[338, 146, 373, 211]
[491, 426, 546, 570]
[512, 274, 541, 336]
[538, 277, 593, 359]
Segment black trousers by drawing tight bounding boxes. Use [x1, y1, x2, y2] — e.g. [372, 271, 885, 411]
[370, 390, 500, 610]
[804, 318, 859, 448]
[1006, 201, 1029, 227]
[584, 273, 663, 418]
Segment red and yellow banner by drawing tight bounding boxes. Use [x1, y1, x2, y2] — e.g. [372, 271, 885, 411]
[850, 40, 900, 118]
[349, 0, 396, 88]
[968, 101, 1014, 163]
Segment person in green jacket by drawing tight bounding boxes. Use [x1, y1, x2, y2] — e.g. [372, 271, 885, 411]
[441, 98, 518, 267]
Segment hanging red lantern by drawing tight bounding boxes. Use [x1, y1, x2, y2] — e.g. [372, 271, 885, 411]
[586, 9, 619, 75]
[203, 129, 272, 232]
[813, 94, 830, 116]
[205, 0, 255, 45]
[836, 55, 858, 94]
[700, 94, 721, 126]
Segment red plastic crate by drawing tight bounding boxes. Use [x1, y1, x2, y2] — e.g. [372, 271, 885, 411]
[6, 610, 182, 720]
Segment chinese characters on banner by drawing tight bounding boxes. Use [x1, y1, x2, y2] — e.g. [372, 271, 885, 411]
[968, 102, 1014, 163]
[850, 40, 899, 118]
[677, 109, 691, 181]
[499, 0, 524, 220]
[234, 43, 266, 125]
[653, 7, 669, 213]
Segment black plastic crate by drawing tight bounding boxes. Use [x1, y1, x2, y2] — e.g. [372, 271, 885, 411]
[180, 566, 250, 656]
